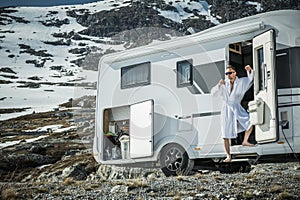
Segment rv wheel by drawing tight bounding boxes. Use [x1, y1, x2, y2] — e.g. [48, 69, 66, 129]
[160, 144, 194, 176]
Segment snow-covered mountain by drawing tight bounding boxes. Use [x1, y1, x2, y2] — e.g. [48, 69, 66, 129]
[0, 0, 217, 120]
[0, 0, 298, 120]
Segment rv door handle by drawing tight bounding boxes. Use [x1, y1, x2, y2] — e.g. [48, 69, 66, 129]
[180, 115, 191, 119]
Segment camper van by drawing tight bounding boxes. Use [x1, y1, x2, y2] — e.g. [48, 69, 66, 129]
[93, 10, 300, 176]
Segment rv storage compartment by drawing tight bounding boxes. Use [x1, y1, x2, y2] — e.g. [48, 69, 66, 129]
[248, 98, 264, 125]
[103, 106, 130, 160]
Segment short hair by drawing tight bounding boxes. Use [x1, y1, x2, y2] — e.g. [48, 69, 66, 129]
[226, 65, 236, 71]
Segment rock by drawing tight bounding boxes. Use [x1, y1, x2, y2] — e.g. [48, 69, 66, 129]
[0, 67, 17, 74]
[28, 76, 42, 80]
[96, 165, 162, 181]
[17, 81, 41, 88]
[61, 164, 88, 180]
[29, 145, 47, 155]
[0, 154, 52, 170]
[40, 18, 70, 27]
[110, 185, 128, 193]
[195, 193, 207, 198]
[43, 39, 71, 46]
[253, 190, 263, 196]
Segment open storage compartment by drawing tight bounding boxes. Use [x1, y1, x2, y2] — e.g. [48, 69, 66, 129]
[103, 105, 130, 161]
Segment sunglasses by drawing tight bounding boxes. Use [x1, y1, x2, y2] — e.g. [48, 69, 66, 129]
[225, 72, 235, 75]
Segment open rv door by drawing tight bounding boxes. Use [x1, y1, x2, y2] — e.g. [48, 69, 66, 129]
[249, 30, 278, 143]
[130, 100, 153, 158]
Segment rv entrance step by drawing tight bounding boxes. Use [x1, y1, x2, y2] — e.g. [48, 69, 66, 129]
[230, 155, 260, 164]
[230, 158, 252, 163]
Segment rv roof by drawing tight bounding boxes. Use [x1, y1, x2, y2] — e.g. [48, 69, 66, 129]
[100, 10, 300, 65]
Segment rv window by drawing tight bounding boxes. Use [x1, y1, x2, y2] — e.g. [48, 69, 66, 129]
[276, 47, 300, 88]
[276, 49, 290, 88]
[257, 47, 265, 91]
[193, 61, 225, 93]
[121, 62, 150, 89]
[177, 60, 193, 87]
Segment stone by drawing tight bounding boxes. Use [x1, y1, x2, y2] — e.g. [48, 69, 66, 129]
[61, 164, 88, 180]
[110, 185, 128, 193]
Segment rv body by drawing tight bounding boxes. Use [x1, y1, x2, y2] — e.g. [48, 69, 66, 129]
[93, 10, 300, 175]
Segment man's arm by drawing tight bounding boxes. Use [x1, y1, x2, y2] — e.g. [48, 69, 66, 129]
[211, 79, 225, 97]
[245, 65, 254, 82]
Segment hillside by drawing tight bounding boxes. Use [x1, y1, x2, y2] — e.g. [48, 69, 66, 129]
[0, 0, 299, 119]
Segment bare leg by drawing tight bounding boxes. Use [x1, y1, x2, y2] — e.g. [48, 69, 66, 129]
[223, 138, 231, 162]
[242, 126, 254, 146]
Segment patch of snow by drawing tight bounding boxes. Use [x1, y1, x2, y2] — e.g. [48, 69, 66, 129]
[157, 0, 219, 25]
[0, 135, 48, 149]
[246, 1, 263, 12]
[25, 124, 64, 132]
[53, 125, 77, 133]
[0, 1, 127, 120]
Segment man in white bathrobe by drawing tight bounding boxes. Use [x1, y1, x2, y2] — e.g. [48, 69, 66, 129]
[211, 65, 254, 162]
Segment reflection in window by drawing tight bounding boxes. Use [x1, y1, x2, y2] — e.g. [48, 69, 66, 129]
[121, 62, 150, 89]
[193, 61, 225, 94]
[257, 47, 265, 91]
[177, 60, 193, 87]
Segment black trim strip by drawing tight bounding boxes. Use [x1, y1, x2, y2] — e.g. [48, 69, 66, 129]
[192, 111, 221, 118]
[278, 103, 300, 108]
[278, 93, 300, 97]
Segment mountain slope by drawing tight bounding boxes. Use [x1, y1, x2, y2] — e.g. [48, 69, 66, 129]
[0, 0, 299, 120]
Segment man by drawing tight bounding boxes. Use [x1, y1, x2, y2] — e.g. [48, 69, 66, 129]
[211, 65, 254, 162]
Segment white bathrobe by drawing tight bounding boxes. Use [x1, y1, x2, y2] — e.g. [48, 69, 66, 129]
[211, 71, 254, 139]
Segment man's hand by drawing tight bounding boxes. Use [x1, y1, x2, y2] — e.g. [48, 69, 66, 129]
[245, 65, 252, 73]
[219, 79, 225, 87]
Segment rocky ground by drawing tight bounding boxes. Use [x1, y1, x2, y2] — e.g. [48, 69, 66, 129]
[0, 96, 299, 199]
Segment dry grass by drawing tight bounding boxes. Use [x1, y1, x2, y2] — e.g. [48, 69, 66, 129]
[63, 177, 76, 186]
[1, 187, 17, 200]
[166, 191, 176, 197]
[176, 175, 185, 181]
[278, 191, 294, 200]
[197, 186, 207, 192]
[269, 185, 283, 193]
[213, 175, 223, 181]
[125, 179, 148, 189]
[243, 190, 255, 198]
[37, 187, 49, 193]
[194, 173, 204, 179]
[173, 191, 184, 199]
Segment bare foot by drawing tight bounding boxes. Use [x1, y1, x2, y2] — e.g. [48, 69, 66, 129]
[223, 157, 231, 162]
[242, 142, 255, 147]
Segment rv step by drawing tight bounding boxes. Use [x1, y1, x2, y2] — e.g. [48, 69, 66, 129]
[230, 158, 252, 163]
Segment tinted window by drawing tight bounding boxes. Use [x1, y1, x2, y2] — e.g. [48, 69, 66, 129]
[276, 49, 290, 88]
[257, 47, 265, 91]
[276, 47, 300, 89]
[177, 60, 193, 87]
[290, 47, 300, 87]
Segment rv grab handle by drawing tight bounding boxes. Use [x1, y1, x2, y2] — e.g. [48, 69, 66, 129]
[175, 115, 191, 119]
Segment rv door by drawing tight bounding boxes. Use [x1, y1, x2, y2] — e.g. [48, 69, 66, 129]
[249, 30, 278, 143]
[130, 100, 153, 158]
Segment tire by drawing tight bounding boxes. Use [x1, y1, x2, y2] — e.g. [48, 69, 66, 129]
[160, 143, 194, 176]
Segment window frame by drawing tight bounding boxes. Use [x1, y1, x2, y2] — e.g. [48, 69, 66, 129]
[121, 61, 151, 89]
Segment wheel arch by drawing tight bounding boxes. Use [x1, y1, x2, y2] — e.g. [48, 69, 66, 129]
[154, 136, 196, 162]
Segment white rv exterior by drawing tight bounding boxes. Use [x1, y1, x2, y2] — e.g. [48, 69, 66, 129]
[93, 10, 300, 176]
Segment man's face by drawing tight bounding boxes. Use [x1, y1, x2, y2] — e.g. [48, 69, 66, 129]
[225, 68, 236, 82]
